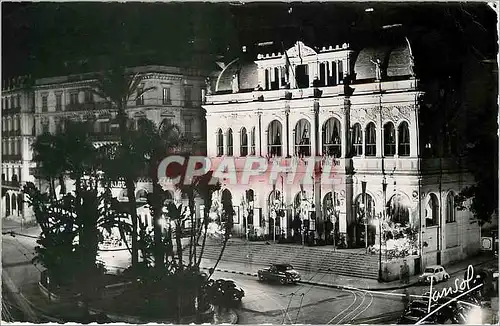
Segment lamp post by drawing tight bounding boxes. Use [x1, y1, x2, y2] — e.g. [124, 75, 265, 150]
[361, 180, 367, 251]
[380, 178, 388, 282]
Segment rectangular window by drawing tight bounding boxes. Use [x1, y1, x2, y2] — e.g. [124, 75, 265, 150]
[84, 90, 93, 103]
[295, 65, 309, 89]
[42, 122, 49, 134]
[136, 87, 144, 105]
[10, 97, 15, 109]
[56, 94, 62, 111]
[184, 87, 192, 107]
[42, 95, 48, 112]
[5, 98, 9, 110]
[70, 93, 78, 105]
[16, 94, 21, 108]
[56, 121, 63, 134]
[184, 119, 192, 135]
[163, 88, 171, 104]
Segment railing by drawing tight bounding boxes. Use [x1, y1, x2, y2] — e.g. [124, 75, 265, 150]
[205, 79, 418, 105]
[65, 102, 110, 112]
[1, 180, 21, 188]
[2, 130, 21, 137]
[2, 106, 21, 114]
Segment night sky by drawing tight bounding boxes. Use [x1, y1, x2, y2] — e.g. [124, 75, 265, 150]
[2, 2, 497, 79]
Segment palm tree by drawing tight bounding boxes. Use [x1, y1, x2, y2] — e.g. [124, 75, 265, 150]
[91, 66, 156, 267]
[130, 118, 182, 271]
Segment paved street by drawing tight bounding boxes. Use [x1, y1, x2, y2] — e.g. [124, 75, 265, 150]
[211, 270, 404, 324]
[2, 225, 497, 323]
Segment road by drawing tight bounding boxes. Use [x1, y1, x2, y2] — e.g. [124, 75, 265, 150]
[210, 270, 404, 324]
[3, 229, 494, 324]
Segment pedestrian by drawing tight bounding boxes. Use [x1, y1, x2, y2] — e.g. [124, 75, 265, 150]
[403, 260, 410, 284]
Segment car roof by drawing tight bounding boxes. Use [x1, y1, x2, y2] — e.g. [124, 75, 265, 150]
[273, 263, 292, 267]
[426, 265, 444, 268]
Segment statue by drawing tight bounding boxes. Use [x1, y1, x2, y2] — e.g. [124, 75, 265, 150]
[231, 73, 239, 93]
[205, 77, 212, 95]
[409, 55, 415, 77]
[370, 58, 382, 81]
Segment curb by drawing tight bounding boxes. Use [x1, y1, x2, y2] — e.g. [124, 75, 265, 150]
[202, 258, 496, 292]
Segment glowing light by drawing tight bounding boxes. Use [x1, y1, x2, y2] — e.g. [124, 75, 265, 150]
[365, 8, 374, 12]
[466, 306, 483, 324]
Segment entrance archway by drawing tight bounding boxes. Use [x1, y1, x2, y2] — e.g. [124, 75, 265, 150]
[268, 190, 282, 238]
[387, 193, 411, 226]
[323, 192, 340, 245]
[354, 193, 376, 247]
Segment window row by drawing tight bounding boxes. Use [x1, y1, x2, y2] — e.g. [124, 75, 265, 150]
[216, 127, 257, 157]
[215, 118, 411, 157]
[3, 95, 21, 110]
[2, 117, 21, 131]
[426, 192, 457, 227]
[2, 139, 22, 155]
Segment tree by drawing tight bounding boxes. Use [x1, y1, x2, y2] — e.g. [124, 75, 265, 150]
[25, 123, 132, 317]
[91, 66, 156, 267]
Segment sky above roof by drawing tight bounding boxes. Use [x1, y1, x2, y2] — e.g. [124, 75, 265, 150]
[2, 2, 497, 79]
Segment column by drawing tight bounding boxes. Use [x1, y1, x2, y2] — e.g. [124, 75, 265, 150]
[285, 108, 290, 157]
[258, 68, 265, 88]
[376, 110, 383, 157]
[311, 105, 318, 157]
[223, 130, 227, 156]
[257, 112, 263, 156]
[236, 130, 242, 157]
[292, 129, 296, 157]
[394, 125, 399, 158]
[278, 67, 282, 88]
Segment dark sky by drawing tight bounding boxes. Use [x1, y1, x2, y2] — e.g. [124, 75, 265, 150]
[2, 2, 497, 79]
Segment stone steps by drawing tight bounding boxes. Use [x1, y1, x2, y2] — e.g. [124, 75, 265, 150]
[201, 240, 380, 279]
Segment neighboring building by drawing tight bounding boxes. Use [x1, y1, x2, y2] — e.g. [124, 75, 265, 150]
[1, 77, 37, 223]
[2, 66, 207, 224]
[202, 34, 483, 276]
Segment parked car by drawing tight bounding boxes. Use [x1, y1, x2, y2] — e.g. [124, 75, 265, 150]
[206, 279, 245, 302]
[418, 265, 450, 284]
[258, 264, 301, 285]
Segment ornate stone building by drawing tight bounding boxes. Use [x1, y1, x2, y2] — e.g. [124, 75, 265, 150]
[1, 77, 36, 223]
[202, 36, 480, 273]
[2, 66, 206, 225]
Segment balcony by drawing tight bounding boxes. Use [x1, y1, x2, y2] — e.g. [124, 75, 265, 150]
[2, 154, 22, 162]
[204, 79, 419, 106]
[89, 131, 120, 142]
[3, 106, 21, 115]
[2, 130, 21, 137]
[65, 102, 111, 112]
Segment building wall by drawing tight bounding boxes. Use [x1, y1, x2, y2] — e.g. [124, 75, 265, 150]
[202, 41, 480, 269]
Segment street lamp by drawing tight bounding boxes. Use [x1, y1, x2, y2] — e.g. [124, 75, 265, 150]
[380, 178, 388, 282]
[361, 180, 367, 251]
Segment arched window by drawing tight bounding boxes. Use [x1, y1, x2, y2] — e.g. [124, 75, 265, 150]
[11, 193, 16, 211]
[398, 122, 410, 156]
[383, 122, 396, 157]
[387, 193, 411, 226]
[322, 117, 341, 157]
[323, 191, 341, 222]
[17, 194, 23, 213]
[352, 123, 363, 156]
[446, 192, 456, 223]
[250, 127, 256, 155]
[136, 189, 148, 203]
[267, 120, 282, 157]
[240, 127, 248, 157]
[220, 189, 234, 223]
[216, 129, 223, 157]
[269, 189, 282, 233]
[227, 129, 233, 156]
[295, 119, 311, 157]
[11, 174, 18, 184]
[426, 194, 439, 227]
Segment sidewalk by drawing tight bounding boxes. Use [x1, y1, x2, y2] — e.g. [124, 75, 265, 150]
[2, 218, 41, 237]
[199, 253, 497, 292]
